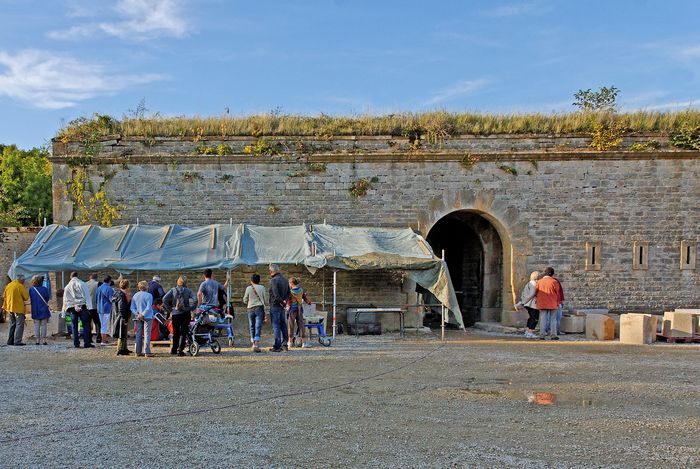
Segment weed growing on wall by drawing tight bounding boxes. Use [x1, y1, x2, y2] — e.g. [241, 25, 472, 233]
[196, 143, 234, 155]
[243, 138, 282, 156]
[182, 171, 203, 182]
[66, 167, 122, 226]
[496, 163, 518, 176]
[629, 140, 660, 151]
[670, 123, 700, 150]
[307, 162, 327, 172]
[460, 154, 480, 170]
[349, 177, 379, 197]
[589, 120, 625, 151]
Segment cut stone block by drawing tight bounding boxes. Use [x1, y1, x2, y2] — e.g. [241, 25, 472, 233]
[620, 313, 657, 344]
[560, 315, 585, 333]
[585, 314, 616, 340]
[661, 312, 695, 338]
[605, 313, 620, 338]
[508, 308, 528, 327]
[672, 310, 700, 335]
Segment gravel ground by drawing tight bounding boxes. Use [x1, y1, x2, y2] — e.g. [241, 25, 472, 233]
[0, 325, 698, 469]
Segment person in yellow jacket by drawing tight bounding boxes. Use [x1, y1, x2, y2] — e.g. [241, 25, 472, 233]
[3, 274, 29, 346]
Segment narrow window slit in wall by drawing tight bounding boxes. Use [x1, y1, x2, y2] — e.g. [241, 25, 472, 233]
[680, 240, 696, 270]
[633, 241, 649, 270]
[585, 241, 601, 271]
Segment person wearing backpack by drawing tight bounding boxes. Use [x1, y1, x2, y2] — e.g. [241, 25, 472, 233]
[163, 276, 196, 356]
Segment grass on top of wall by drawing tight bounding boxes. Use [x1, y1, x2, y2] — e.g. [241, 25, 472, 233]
[55, 110, 700, 142]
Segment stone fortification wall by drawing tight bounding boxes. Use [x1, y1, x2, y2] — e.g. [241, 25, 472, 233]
[1, 227, 42, 286]
[49, 134, 700, 325]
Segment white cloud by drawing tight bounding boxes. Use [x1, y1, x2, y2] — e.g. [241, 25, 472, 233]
[0, 49, 163, 109]
[673, 44, 700, 60]
[631, 99, 700, 111]
[422, 79, 490, 106]
[48, 0, 187, 41]
[482, 2, 540, 17]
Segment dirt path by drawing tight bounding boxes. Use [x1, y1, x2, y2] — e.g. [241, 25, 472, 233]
[0, 329, 698, 468]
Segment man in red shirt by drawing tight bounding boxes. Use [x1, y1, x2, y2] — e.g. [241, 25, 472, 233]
[535, 267, 561, 340]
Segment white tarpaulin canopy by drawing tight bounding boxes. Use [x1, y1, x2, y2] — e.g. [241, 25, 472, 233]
[10, 223, 463, 327]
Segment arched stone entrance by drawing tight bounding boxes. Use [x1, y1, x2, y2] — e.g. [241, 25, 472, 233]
[426, 211, 503, 326]
[416, 188, 533, 325]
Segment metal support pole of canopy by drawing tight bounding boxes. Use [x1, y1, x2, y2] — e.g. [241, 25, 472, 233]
[332, 270, 337, 341]
[441, 249, 446, 342]
[226, 269, 232, 310]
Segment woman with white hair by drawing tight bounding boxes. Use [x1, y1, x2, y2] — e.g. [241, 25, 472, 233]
[29, 275, 51, 345]
[519, 271, 541, 339]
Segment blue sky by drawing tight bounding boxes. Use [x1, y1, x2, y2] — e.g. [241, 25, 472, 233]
[1, 0, 700, 149]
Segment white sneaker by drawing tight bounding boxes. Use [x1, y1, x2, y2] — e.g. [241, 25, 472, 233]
[302, 342, 312, 348]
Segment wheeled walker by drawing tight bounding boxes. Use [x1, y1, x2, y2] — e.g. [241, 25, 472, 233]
[291, 312, 332, 347]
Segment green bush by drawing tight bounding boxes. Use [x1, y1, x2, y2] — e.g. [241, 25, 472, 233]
[0, 145, 52, 226]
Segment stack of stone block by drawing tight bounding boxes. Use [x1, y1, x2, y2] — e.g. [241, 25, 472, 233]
[660, 310, 700, 341]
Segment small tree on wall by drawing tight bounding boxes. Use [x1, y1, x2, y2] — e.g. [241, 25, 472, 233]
[573, 86, 619, 112]
[573, 86, 625, 150]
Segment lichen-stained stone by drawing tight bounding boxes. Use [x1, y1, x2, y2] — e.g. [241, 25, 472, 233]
[585, 314, 616, 340]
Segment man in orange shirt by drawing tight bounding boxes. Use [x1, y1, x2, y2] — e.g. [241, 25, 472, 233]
[535, 267, 561, 340]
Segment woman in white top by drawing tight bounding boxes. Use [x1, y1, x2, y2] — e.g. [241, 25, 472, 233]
[520, 271, 541, 338]
[242, 273, 269, 353]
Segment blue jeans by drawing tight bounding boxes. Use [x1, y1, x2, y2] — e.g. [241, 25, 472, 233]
[539, 309, 558, 337]
[270, 304, 288, 349]
[247, 306, 264, 343]
[134, 319, 152, 354]
[545, 305, 563, 334]
[69, 307, 92, 347]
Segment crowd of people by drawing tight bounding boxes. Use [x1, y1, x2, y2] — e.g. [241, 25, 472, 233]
[516, 266, 565, 340]
[2, 263, 314, 356]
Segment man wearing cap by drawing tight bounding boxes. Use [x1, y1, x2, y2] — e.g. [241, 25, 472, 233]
[148, 275, 166, 303]
[3, 274, 29, 346]
[62, 272, 94, 348]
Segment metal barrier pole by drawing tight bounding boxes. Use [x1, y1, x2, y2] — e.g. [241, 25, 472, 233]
[441, 250, 446, 342]
[332, 270, 337, 340]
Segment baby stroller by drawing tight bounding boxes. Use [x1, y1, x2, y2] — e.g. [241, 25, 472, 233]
[188, 308, 222, 356]
[197, 303, 235, 347]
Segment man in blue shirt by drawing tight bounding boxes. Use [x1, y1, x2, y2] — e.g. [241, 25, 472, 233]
[197, 268, 229, 307]
[95, 276, 114, 345]
[148, 276, 166, 303]
[131, 280, 154, 357]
